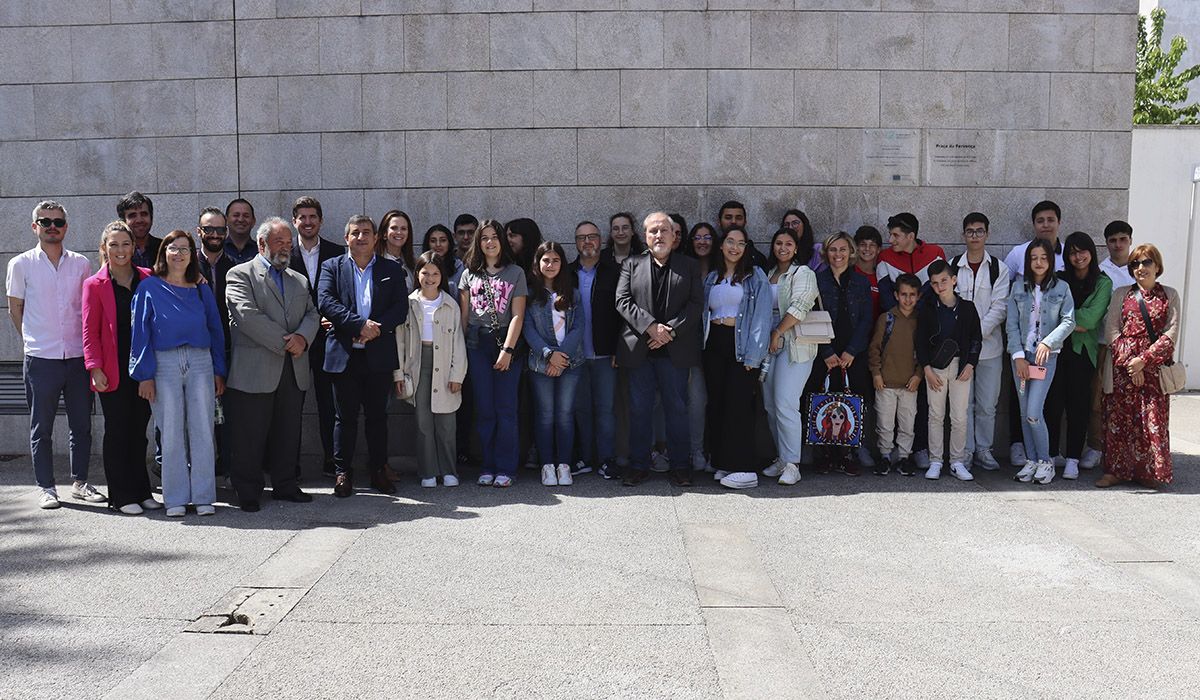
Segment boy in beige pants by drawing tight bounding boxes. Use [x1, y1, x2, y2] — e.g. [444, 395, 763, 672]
[869, 274, 923, 476]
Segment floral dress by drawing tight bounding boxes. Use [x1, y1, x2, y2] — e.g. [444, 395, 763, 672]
[1103, 284, 1174, 482]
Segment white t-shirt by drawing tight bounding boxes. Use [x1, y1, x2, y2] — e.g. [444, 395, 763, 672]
[419, 296, 439, 342]
[550, 293, 566, 344]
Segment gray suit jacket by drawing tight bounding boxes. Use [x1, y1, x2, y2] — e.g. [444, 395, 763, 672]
[225, 258, 320, 393]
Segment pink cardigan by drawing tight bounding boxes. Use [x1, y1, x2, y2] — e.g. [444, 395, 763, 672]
[82, 265, 152, 393]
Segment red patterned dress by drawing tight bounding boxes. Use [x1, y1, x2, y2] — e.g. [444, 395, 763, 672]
[1102, 284, 1174, 483]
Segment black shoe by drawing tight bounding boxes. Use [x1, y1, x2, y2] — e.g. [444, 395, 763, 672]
[873, 460, 892, 476]
[622, 469, 649, 487]
[272, 489, 313, 503]
[598, 462, 619, 480]
[896, 456, 915, 477]
[668, 470, 693, 487]
[239, 500, 260, 512]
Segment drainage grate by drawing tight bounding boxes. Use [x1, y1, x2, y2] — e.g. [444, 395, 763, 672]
[186, 587, 306, 636]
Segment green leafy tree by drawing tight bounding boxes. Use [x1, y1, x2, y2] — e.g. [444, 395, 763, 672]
[1135, 7, 1200, 124]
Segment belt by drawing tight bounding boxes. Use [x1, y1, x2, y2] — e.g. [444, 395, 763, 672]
[710, 318, 736, 327]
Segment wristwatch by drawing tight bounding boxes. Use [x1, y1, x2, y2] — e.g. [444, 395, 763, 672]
[502, 346, 515, 355]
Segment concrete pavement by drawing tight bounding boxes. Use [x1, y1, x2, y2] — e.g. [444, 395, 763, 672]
[3, 397, 1200, 698]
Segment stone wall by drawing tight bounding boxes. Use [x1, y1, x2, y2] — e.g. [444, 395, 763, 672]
[0, 1, 1136, 453]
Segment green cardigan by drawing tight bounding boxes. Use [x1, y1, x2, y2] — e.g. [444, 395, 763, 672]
[1067, 272, 1113, 365]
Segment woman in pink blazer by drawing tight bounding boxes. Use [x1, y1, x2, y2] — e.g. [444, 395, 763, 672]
[82, 221, 158, 515]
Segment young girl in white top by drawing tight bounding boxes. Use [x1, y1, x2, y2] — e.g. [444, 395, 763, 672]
[396, 251, 467, 487]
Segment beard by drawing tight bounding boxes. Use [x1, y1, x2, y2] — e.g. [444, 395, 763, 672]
[269, 251, 291, 270]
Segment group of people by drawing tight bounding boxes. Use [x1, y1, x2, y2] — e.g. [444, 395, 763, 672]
[7, 193, 1179, 517]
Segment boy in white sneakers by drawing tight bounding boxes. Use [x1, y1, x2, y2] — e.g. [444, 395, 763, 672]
[868, 274, 923, 476]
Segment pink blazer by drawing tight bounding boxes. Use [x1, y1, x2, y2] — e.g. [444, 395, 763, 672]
[82, 265, 152, 393]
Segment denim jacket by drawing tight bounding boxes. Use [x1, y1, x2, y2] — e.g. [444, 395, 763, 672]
[815, 267, 873, 359]
[1005, 276, 1076, 357]
[523, 289, 585, 374]
[701, 267, 773, 368]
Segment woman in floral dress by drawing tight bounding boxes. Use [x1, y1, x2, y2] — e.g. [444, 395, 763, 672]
[1097, 244, 1180, 489]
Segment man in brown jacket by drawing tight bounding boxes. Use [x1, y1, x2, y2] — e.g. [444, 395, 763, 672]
[868, 273, 923, 476]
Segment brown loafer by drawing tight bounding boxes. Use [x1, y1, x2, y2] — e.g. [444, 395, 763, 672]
[334, 473, 353, 498]
[370, 468, 397, 495]
[1094, 473, 1124, 488]
[384, 465, 402, 482]
[1137, 477, 1166, 490]
[668, 470, 693, 487]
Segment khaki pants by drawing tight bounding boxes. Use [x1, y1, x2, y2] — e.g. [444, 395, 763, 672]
[926, 358, 973, 465]
[875, 386, 918, 458]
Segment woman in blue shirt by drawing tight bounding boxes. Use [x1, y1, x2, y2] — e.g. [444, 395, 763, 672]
[130, 229, 227, 518]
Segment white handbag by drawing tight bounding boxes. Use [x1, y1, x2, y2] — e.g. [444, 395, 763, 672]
[795, 293, 835, 344]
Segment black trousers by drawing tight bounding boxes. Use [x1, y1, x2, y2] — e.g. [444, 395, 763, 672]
[1044, 342, 1096, 460]
[702, 325, 760, 472]
[227, 360, 304, 501]
[308, 330, 337, 466]
[804, 352, 870, 467]
[331, 350, 391, 476]
[97, 377, 152, 508]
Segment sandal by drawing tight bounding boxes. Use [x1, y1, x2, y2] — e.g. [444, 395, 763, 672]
[1094, 473, 1124, 488]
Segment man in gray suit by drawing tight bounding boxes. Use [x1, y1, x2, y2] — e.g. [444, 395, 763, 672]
[615, 211, 703, 487]
[225, 217, 320, 511]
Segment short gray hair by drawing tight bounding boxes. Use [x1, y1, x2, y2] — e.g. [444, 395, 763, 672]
[32, 199, 66, 222]
[344, 214, 375, 237]
[256, 216, 292, 248]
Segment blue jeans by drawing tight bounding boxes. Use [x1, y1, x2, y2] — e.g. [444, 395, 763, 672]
[1014, 352, 1058, 462]
[23, 356, 92, 489]
[467, 345, 524, 477]
[574, 358, 616, 465]
[628, 358, 690, 473]
[530, 366, 581, 465]
[687, 365, 706, 457]
[153, 346, 217, 508]
[763, 351, 814, 464]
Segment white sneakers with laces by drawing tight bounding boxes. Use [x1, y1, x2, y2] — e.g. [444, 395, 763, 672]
[1015, 460, 1038, 482]
[556, 464, 573, 486]
[924, 462, 943, 480]
[39, 488, 60, 510]
[1033, 461, 1055, 485]
[1080, 447, 1103, 469]
[1062, 458, 1080, 480]
[719, 472, 758, 489]
[443, 475, 459, 487]
[949, 462, 974, 481]
[762, 459, 783, 478]
[541, 464, 558, 487]
[778, 463, 801, 485]
[71, 481, 106, 503]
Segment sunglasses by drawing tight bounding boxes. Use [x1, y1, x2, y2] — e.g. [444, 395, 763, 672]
[36, 217, 67, 228]
[199, 226, 228, 235]
[1129, 259, 1155, 269]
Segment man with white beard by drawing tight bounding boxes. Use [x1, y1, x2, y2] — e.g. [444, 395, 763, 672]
[223, 217, 320, 511]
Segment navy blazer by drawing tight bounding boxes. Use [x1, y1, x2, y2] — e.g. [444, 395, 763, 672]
[317, 254, 408, 374]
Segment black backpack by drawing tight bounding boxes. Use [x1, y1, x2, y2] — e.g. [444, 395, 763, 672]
[950, 254, 999, 287]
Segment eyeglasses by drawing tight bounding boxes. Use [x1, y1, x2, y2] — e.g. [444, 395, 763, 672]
[35, 217, 66, 228]
[165, 246, 192, 255]
[693, 235, 713, 243]
[963, 228, 987, 238]
[783, 220, 802, 230]
[574, 234, 601, 243]
[199, 226, 227, 235]
[724, 239, 748, 249]
[1129, 259, 1155, 269]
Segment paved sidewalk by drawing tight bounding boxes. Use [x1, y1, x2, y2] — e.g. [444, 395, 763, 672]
[4, 397, 1200, 699]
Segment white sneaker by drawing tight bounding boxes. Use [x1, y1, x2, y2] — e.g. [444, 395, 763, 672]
[541, 464, 558, 486]
[119, 503, 144, 515]
[1015, 460, 1037, 482]
[1063, 458, 1080, 480]
[949, 462, 974, 481]
[556, 464, 573, 486]
[196, 505, 216, 516]
[713, 470, 730, 481]
[421, 477, 438, 488]
[71, 481, 106, 503]
[1033, 460, 1055, 485]
[650, 450, 670, 473]
[1080, 447, 1102, 469]
[443, 474, 459, 487]
[165, 506, 186, 518]
[1010, 443, 1026, 466]
[762, 459, 783, 478]
[913, 450, 930, 470]
[719, 471, 758, 489]
[924, 461, 943, 480]
[778, 463, 801, 485]
[140, 498, 163, 510]
[856, 445, 876, 468]
[973, 450, 1001, 471]
[39, 488, 60, 510]
[477, 474, 495, 486]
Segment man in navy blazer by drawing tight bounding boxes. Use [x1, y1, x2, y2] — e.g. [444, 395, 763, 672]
[317, 214, 408, 497]
[288, 196, 345, 478]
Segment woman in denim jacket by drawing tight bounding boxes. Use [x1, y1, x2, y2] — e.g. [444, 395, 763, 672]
[524, 241, 585, 487]
[701, 227, 773, 487]
[1006, 238, 1076, 485]
[806, 232, 873, 475]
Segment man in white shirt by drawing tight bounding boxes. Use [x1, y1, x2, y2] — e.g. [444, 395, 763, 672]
[953, 213, 1011, 472]
[5, 200, 103, 510]
[1099, 220, 1135, 288]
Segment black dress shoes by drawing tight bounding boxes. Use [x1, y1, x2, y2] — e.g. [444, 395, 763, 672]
[334, 474, 353, 498]
[272, 489, 313, 503]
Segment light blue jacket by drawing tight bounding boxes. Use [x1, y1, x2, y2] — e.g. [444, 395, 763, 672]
[702, 267, 773, 368]
[523, 289, 585, 374]
[1005, 275, 1076, 356]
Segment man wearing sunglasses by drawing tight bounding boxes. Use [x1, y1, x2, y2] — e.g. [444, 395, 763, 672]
[197, 207, 236, 479]
[6, 201, 103, 510]
[118, 191, 161, 269]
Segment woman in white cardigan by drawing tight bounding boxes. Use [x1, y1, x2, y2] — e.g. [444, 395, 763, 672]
[395, 251, 468, 487]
